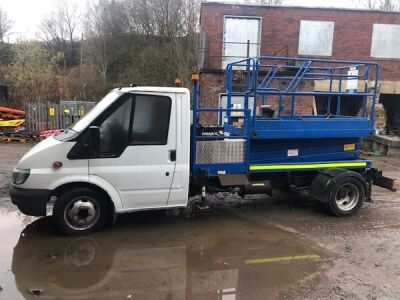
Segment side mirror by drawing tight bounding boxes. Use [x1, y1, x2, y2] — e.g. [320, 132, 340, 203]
[89, 126, 100, 152]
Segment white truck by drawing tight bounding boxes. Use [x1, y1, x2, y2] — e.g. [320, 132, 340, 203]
[10, 57, 396, 235]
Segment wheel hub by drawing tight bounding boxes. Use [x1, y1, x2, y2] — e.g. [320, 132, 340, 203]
[65, 198, 100, 230]
[335, 183, 359, 211]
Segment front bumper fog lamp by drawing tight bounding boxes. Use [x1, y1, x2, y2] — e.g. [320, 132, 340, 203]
[12, 169, 31, 185]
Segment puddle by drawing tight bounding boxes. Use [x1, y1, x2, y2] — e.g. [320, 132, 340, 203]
[0, 210, 36, 300]
[1, 207, 329, 299]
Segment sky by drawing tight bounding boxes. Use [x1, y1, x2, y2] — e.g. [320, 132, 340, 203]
[0, 0, 363, 42]
[0, 0, 86, 42]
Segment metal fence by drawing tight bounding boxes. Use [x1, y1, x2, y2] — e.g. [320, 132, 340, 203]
[25, 101, 96, 133]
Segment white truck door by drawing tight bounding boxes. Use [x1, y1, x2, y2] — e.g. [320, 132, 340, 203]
[89, 92, 177, 210]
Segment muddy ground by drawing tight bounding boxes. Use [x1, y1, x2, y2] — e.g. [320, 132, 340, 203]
[0, 143, 399, 299]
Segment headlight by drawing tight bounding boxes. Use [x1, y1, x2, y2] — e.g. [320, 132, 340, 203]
[12, 169, 30, 185]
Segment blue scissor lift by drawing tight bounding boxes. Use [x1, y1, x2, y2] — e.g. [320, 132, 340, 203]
[191, 56, 395, 215]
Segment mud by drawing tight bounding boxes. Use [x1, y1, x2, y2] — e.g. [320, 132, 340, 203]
[0, 143, 399, 299]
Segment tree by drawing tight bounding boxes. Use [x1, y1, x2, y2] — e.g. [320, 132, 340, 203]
[40, 0, 81, 66]
[362, 0, 399, 10]
[83, 0, 118, 83]
[0, 6, 13, 42]
[83, 0, 201, 87]
[173, 0, 201, 86]
[6, 42, 63, 103]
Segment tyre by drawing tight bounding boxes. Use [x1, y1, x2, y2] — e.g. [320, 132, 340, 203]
[327, 177, 365, 216]
[53, 187, 109, 235]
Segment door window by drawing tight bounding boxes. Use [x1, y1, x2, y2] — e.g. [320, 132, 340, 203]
[93, 93, 171, 157]
[129, 95, 171, 145]
[98, 96, 132, 155]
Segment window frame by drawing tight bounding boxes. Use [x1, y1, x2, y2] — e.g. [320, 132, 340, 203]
[127, 94, 172, 146]
[371, 23, 400, 60]
[222, 15, 262, 69]
[298, 20, 335, 57]
[67, 92, 173, 160]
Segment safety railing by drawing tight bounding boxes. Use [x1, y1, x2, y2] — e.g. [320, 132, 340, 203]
[191, 78, 252, 175]
[224, 56, 380, 127]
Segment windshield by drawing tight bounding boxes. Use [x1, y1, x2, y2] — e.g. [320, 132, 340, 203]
[72, 90, 123, 132]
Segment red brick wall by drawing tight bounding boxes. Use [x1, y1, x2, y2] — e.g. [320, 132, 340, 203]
[200, 3, 400, 113]
[201, 3, 400, 79]
[198, 72, 225, 124]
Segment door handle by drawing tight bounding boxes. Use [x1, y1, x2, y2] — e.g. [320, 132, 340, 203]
[169, 150, 176, 162]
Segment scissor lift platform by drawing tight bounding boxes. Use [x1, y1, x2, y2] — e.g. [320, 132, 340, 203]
[191, 56, 379, 177]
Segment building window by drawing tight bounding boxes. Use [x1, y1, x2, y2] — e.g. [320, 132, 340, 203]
[222, 16, 261, 69]
[371, 24, 400, 59]
[298, 20, 334, 56]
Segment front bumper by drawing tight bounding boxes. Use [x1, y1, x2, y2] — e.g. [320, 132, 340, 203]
[9, 185, 51, 216]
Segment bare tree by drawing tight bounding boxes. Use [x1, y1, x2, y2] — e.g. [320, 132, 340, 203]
[0, 6, 13, 42]
[125, 0, 186, 38]
[41, 0, 80, 45]
[40, 0, 81, 66]
[173, 0, 200, 85]
[362, 0, 400, 10]
[84, 0, 111, 83]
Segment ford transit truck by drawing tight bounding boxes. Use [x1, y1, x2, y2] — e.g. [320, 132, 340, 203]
[10, 57, 396, 235]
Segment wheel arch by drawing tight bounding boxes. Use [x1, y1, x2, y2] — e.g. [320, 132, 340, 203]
[310, 168, 367, 203]
[51, 182, 118, 218]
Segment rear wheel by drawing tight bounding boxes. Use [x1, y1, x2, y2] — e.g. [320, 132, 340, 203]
[53, 188, 109, 235]
[328, 177, 365, 216]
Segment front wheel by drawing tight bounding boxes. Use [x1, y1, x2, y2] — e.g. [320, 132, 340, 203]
[327, 177, 365, 216]
[53, 188, 109, 235]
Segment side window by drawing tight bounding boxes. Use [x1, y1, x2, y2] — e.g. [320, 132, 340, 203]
[130, 95, 171, 145]
[98, 96, 133, 154]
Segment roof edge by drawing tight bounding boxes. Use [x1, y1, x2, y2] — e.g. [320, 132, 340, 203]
[201, 1, 400, 15]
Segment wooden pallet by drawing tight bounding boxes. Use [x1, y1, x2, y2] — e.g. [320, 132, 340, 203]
[0, 132, 41, 143]
[1, 136, 31, 143]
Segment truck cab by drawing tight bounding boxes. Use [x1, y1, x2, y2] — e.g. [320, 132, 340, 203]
[10, 87, 191, 235]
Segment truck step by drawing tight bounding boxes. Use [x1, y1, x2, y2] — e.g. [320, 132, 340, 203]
[219, 174, 250, 186]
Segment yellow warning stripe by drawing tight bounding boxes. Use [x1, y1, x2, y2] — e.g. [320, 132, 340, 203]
[250, 161, 367, 171]
[245, 254, 320, 264]
[251, 183, 265, 187]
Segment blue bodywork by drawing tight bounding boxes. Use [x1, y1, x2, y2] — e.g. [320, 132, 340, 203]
[192, 56, 379, 177]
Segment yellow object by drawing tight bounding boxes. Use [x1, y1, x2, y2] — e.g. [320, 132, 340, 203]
[0, 119, 25, 127]
[79, 106, 85, 117]
[245, 254, 320, 264]
[344, 144, 356, 151]
[49, 107, 55, 116]
[250, 161, 367, 171]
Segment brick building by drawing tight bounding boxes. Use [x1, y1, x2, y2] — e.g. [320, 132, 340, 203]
[199, 2, 400, 136]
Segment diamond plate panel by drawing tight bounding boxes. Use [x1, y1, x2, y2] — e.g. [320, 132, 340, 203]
[196, 140, 245, 164]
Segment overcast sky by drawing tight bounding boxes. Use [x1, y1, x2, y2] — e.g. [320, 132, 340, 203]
[0, 0, 363, 42]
